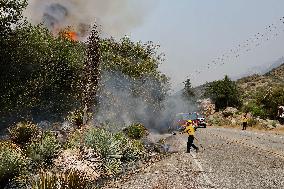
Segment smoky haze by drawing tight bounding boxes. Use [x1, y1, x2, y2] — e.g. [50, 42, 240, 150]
[24, 0, 197, 132]
[24, 0, 158, 38]
[95, 71, 198, 133]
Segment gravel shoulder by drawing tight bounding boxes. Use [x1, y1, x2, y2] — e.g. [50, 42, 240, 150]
[111, 127, 284, 189]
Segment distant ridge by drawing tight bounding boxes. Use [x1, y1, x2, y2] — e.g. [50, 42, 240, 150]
[190, 58, 284, 99]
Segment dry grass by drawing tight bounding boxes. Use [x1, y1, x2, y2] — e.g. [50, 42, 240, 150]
[273, 127, 284, 134]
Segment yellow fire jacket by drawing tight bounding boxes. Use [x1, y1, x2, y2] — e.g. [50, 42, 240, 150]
[242, 117, 248, 123]
[184, 125, 195, 136]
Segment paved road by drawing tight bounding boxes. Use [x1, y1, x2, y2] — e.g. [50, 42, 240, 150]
[197, 127, 284, 189]
[113, 127, 284, 189]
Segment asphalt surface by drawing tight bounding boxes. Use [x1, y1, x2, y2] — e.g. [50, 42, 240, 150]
[114, 127, 284, 189]
[197, 127, 284, 189]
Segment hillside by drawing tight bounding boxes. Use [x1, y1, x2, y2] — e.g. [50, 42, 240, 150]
[192, 62, 284, 101]
[237, 63, 284, 101]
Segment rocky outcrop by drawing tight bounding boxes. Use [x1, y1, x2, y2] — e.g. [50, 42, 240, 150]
[197, 98, 215, 116]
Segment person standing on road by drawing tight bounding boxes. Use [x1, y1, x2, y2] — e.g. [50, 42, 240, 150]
[184, 120, 199, 153]
[242, 112, 248, 130]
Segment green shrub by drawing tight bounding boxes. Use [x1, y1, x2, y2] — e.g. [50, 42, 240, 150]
[248, 86, 284, 119]
[27, 131, 61, 167]
[248, 118, 258, 127]
[114, 132, 145, 162]
[30, 170, 91, 189]
[8, 121, 40, 146]
[123, 139, 145, 162]
[124, 123, 147, 139]
[243, 102, 267, 118]
[84, 128, 122, 158]
[207, 116, 221, 126]
[0, 141, 28, 187]
[65, 130, 83, 149]
[103, 157, 122, 176]
[272, 121, 277, 128]
[84, 128, 125, 176]
[83, 128, 146, 176]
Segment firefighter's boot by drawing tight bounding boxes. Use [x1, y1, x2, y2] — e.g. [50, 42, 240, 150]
[196, 147, 199, 153]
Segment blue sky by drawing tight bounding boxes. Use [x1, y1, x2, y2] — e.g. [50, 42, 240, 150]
[128, 0, 284, 90]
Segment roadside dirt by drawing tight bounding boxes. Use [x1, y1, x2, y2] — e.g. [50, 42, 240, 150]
[219, 124, 284, 135]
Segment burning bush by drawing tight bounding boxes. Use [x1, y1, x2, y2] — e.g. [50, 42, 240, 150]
[0, 21, 87, 127]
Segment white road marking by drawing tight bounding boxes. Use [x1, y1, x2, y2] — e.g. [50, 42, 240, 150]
[191, 153, 215, 188]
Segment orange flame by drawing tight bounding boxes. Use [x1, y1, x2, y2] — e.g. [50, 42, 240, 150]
[64, 31, 78, 41]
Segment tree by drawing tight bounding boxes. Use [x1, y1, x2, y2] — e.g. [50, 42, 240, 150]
[182, 78, 195, 101]
[81, 25, 101, 120]
[0, 0, 27, 36]
[96, 37, 170, 126]
[0, 24, 86, 125]
[205, 75, 241, 110]
[256, 86, 284, 119]
[0, 0, 90, 127]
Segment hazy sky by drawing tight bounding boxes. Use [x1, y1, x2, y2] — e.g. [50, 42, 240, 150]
[127, 0, 284, 90]
[25, 0, 284, 90]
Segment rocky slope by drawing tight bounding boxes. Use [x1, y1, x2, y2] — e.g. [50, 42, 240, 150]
[192, 62, 284, 99]
[237, 63, 284, 101]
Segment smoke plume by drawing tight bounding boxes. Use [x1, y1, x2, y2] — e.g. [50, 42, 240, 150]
[95, 71, 198, 133]
[24, 0, 158, 38]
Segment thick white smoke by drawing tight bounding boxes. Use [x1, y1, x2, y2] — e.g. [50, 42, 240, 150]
[24, 0, 158, 38]
[95, 71, 198, 133]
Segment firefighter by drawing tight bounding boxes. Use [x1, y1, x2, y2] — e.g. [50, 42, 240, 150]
[184, 120, 199, 153]
[242, 112, 248, 130]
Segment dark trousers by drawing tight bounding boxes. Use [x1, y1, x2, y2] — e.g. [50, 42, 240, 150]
[242, 122, 247, 130]
[187, 135, 198, 153]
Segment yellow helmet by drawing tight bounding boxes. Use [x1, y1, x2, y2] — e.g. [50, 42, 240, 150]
[187, 120, 192, 124]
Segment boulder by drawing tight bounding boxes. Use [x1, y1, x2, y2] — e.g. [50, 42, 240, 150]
[222, 107, 238, 117]
[198, 98, 216, 115]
